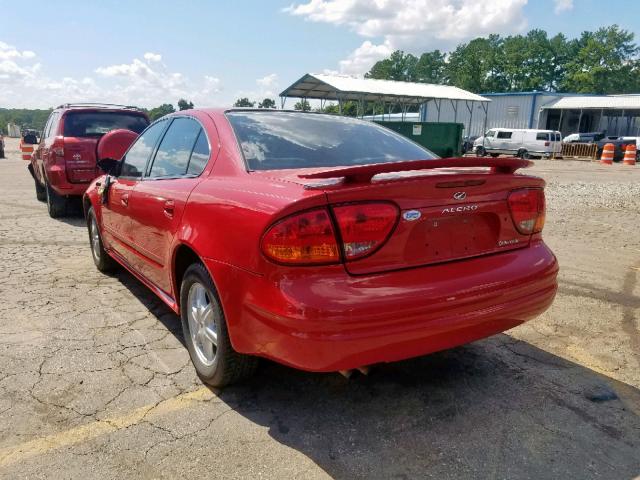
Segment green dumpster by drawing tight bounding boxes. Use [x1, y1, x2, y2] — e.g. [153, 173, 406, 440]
[374, 121, 463, 157]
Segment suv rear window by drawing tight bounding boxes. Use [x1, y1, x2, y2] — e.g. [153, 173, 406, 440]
[226, 111, 437, 170]
[63, 112, 149, 137]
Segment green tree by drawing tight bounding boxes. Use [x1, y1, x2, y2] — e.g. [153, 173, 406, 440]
[562, 25, 640, 94]
[258, 98, 276, 109]
[446, 35, 507, 93]
[233, 97, 255, 107]
[414, 50, 447, 84]
[177, 99, 194, 110]
[148, 104, 175, 121]
[366, 50, 419, 81]
[294, 100, 311, 111]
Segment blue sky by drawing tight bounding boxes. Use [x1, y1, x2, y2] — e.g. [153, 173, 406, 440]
[0, 0, 638, 108]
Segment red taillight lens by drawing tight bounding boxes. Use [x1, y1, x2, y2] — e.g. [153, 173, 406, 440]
[53, 136, 64, 157]
[332, 202, 398, 260]
[508, 188, 545, 235]
[544, 141, 550, 146]
[261, 208, 339, 264]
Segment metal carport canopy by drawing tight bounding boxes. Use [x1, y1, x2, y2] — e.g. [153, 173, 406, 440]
[279, 73, 490, 104]
[540, 95, 640, 110]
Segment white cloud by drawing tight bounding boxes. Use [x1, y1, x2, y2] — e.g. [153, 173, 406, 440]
[553, 0, 573, 14]
[286, 0, 529, 75]
[0, 42, 224, 108]
[143, 52, 162, 62]
[256, 73, 278, 88]
[338, 40, 393, 75]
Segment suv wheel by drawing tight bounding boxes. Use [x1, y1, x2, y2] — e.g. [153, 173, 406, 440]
[45, 181, 68, 218]
[180, 263, 257, 387]
[475, 146, 486, 156]
[34, 179, 46, 202]
[87, 207, 116, 272]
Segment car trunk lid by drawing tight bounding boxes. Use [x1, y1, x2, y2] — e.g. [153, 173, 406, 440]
[297, 157, 544, 275]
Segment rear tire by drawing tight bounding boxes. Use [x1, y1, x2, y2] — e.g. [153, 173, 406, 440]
[180, 263, 257, 387]
[45, 181, 68, 218]
[87, 207, 117, 272]
[35, 179, 46, 202]
[517, 149, 530, 159]
[490, 153, 500, 158]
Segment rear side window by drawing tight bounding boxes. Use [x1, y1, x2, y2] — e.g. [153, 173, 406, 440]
[496, 131, 512, 139]
[536, 132, 550, 141]
[226, 111, 436, 171]
[120, 121, 166, 178]
[63, 112, 149, 137]
[187, 130, 210, 175]
[149, 117, 201, 178]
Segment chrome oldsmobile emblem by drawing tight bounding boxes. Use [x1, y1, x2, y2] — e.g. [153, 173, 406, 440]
[403, 210, 421, 221]
[73, 153, 82, 161]
[453, 191, 467, 200]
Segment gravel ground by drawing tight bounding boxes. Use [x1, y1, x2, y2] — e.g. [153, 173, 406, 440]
[0, 138, 639, 479]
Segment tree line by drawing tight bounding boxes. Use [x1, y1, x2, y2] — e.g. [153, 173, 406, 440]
[365, 25, 640, 95]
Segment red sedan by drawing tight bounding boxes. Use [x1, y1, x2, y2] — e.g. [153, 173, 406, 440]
[84, 109, 558, 387]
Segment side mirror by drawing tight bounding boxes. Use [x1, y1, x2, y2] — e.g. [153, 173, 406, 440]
[96, 128, 139, 175]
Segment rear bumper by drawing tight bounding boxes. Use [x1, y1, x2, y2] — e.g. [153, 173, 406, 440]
[46, 165, 91, 196]
[206, 240, 558, 372]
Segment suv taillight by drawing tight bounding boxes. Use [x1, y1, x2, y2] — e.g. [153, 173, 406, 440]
[508, 188, 545, 235]
[332, 203, 398, 260]
[261, 202, 399, 265]
[52, 136, 64, 157]
[261, 208, 340, 265]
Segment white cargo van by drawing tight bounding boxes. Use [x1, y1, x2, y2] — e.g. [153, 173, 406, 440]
[473, 128, 562, 159]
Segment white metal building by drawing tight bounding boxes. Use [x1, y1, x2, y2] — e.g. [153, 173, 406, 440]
[421, 92, 640, 137]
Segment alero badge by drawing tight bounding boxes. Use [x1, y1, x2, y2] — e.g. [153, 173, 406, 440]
[403, 210, 422, 221]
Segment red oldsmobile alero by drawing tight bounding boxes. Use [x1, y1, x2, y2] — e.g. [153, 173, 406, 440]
[83, 109, 558, 386]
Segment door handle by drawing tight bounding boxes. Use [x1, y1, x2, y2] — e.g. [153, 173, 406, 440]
[163, 200, 175, 218]
[121, 193, 129, 207]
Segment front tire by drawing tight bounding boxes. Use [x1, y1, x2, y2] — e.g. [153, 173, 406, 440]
[475, 146, 486, 157]
[45, 181, 68, 218]
[87, 207, 117, 272]
[180, 263, 257, 387]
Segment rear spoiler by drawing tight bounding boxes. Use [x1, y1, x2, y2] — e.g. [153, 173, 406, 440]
[299, 157, 533, 184]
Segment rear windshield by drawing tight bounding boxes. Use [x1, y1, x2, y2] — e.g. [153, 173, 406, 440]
[226, 111, 437, 170]
[63, 111, 149, 137]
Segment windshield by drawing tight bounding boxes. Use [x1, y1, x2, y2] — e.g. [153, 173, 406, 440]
[63, 111, 149, 137]
[226, 111, 437, 170]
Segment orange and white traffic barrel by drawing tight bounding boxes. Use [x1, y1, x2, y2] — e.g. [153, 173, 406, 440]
[20, 140, 35, 161]
[599, 143, 614, 165]
[623, 144, 637, 166]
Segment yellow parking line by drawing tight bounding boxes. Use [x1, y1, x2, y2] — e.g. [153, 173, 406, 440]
[0, 387, 213, 468]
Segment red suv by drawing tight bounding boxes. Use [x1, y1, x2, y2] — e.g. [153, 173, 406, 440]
[84, 109, 558, 387]
[29, 104, 149, 217]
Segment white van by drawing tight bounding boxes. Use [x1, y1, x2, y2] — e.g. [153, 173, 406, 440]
[473, 128, 562, 159]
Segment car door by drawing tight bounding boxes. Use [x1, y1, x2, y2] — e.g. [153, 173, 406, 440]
[483, 129, 496, 151]
[39, 112, 59, 182]
[127, 117, 211, 293]
[100, 120, 167, 264]
[495, 130, 513, 153]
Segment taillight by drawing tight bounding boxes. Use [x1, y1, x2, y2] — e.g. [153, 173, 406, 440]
[508, 189, 545, 235]
[52, 136, 64, 157]
[333, 202, 398, 260]
[261, 208, 340, 264]
[544, 141, 550, 146]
